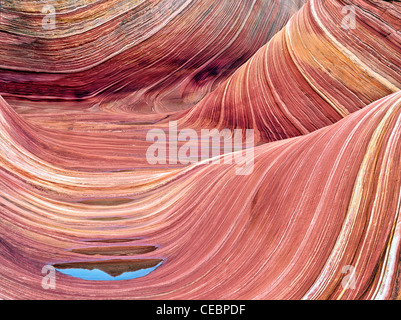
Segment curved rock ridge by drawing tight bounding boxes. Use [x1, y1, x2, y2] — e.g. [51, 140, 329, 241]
[180, 0, 401, 143]
[0, 0, 306, 112]
[1, 90, 401, 299]
[1, 0, 401, 300]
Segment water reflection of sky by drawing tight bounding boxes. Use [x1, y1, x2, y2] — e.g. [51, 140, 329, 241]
[56, 262, 162, 281]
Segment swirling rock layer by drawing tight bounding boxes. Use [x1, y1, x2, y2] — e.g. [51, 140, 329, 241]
[180, 0, 401, 143]
[0, 0, 306, 112]
[1, 0, 401, 300]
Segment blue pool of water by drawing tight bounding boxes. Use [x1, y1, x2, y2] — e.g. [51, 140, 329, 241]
[56, 262, 162, 281]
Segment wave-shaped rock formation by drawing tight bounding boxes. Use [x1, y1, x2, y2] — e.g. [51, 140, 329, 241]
[180, 0, 401, 143]
[1, 0, 401, 300]
[1, 90, 401, 299]
[0, 0, 306, 112]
